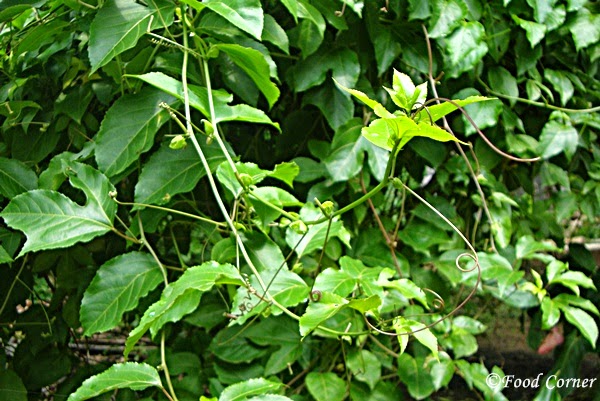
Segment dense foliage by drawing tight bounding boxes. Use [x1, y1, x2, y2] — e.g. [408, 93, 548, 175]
[0, 0, 599, 400]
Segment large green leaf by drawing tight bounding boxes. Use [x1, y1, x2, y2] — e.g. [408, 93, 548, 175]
[561, 306, 598, 348]
[134, 140, 227, 206]
[305, 372, 346, 401]
[124, 261, 243, 356]
[303, 81, 354, 130]
[291, 47, 360, 92]
[88, 0, 152, 73]
[211, 44, 279, 108]
[95, 88, 177, 177]
[299, 292, 348, 336]
[347, 350, 382, 390]
[538, 116, 578, 160]
[80, 252, 164, 335]
[130, 72, 279, 129]
[219, 378, 283, 401]
[0, 156, 38, 199]
[1, 162, 115, 257]
[397, 354, 435, 400]
[183, 0, 263, 40]
[67, 363, 162, 401]
[428, 0, 468, 38]
[443, 21, 488, 78]
[0, 369, 27, 401]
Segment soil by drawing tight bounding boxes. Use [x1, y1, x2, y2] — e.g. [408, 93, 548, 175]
[433, 310, 600, 401]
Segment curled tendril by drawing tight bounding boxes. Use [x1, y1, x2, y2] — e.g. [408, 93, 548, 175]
[423, 288, 445, 310]
[309, 290, 322, 302]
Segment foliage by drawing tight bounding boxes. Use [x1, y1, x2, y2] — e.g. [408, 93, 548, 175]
[0, 1, 599, 401]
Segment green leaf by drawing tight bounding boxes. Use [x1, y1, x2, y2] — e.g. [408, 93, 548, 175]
[95, 87, 176, 177]
[134, 140, 227, 206]
[538, 117, 578, 160]
[443, 21, 488, 78]
[270, 162, 299, 188]
[553, 293, 599, 316]
[303, 81, 354, 131]
[131, 72, 279, 129]
[0, 156, 38, 199]
[561, 306, 598, 348]
[212, 44, 279, 109]
[291, 47, 360, 92]
[67, 363, 162, 401]
[526, 0, 556, 23]
[415, 96, 492, 123]
[449, 328, 478, 358]
[428, 0, 468, 39]
[314, 268, 356, 297]
[454, 89, 502, 136]
[544, 69, 574, 106]
[397, 354, 435, 400]
[80, 252, 163, 335]
[365, 4, 401, 75]
[568, 8, 600, 51]
[512, 15, 546, 47]
[186, 0, 264, 41]
[285, 204, 351, 257]
[333, 80, 394, 119]
[452, 316, 486, 335]
[541, 297, 561, 330]
[550, 270, 596, 296]
[296, 1, 326, 57]
[515, 235, 560, 259]
[0, 369, 27, 401]
[124, 262, 243, 356]
[1, 162, 115, 257]
[305, 372, 346, 401]
[219, 378, 283, 401]
[347, 350, 382, 390]
[88, 0, 152, 73]
[299, 292, 348, 336]
[263, 14, 289, 54]
[488, 66, 518, 106]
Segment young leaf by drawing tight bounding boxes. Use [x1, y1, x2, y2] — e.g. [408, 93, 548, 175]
[95, 87, 177, 177]
[0, 156, 38, 199]
[67, 363, 162, 401]
[219, 378, 283, 401]
[88, 0, 152, 73]
[299, 292, 348, 336]
[1, 163, 115, 257]
[333, 79, 394, 118]
[124, 262, 243, 356]
[305, 372, 346, 401]
[80, 252, 164, 335]
[415, 96, 492, 123]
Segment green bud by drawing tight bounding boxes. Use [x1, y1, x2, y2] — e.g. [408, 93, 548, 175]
[238, 173, 253, 188]
[289, 220, 308, 235]
[321, 201, 334, 216]
[169, 134, 187, 149]
[392, 177, 403, 189]
[202, 119, 214, 136]
[279, 217, 291, 227]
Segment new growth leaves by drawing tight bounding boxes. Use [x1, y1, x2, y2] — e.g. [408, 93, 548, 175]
[334, 70, 489, 151]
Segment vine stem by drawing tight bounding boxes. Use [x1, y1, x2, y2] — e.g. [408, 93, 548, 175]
[178, 5, 298, 322]
[422, 24, 498, 252]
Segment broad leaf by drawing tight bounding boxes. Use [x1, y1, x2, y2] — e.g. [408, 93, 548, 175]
[184, 0, 264, 40]
[347, 349, 382, 390]
[131, 72, 280, 129]
[428, 0, 468, 38]
[305, 372, 346, 401]
[1, 162, 115, 257]
[125, 262, 243, 356]
[292, 47, 360, 92]
[488, 66, 518, 106]
[561, 306, 598, 348]
[538, 116, 578, 160]
[95, 87, 176, 177]
[0, 156, 38, 198]
[67, 363, 162, 401]
[88, 0, 152, 73]
[443, 21, 488, 78]
[134, 140, 227, 206]
[299, 292, 348, 336]
[80, 252, 164, 335]
[415, 96, 493, 124]
[512, 15, 546, 47]
[397, 354, 435, 400]
[0, 369, 27, 401]
[212, 44, 279, 108]
[220, 378, 283, 401]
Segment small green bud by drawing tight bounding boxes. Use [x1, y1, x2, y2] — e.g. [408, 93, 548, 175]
[202, 119, 214, 136]
[289, 220, 308, 235]
[279, 217, 291, 227]
[233, 222, 246, 231]
[169, 134, 187, 149]
[392, 177, 403, 189]
[238, 173, 253, 188]
[321, 200, 334, 216]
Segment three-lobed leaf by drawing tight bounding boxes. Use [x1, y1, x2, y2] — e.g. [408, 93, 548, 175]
[1, 162, 115, 257]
